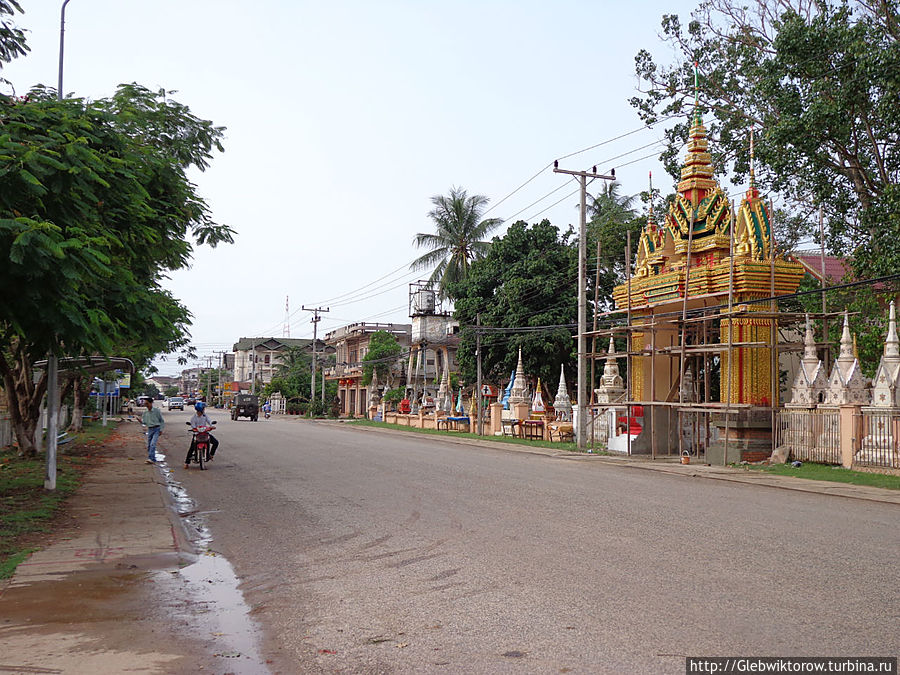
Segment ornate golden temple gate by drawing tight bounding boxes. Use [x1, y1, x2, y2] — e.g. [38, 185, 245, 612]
[593, 105, 805, 463]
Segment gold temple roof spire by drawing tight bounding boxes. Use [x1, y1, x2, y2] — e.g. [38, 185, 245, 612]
[677, 62, 716, 202]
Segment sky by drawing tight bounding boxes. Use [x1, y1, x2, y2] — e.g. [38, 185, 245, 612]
[5, 0, 701, 376]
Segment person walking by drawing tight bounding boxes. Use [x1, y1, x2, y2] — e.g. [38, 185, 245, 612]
[142, 397, 165, 463]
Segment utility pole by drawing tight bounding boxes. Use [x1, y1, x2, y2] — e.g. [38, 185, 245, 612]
[215, 350, 228, 408]
[206, 355, 214, 403]
[46, 0, 74, 490]
[476, 314, 483, 436]
[553, 162, 615, 449]
[250, 338, 257, 395]
[302, 306, 330, 413]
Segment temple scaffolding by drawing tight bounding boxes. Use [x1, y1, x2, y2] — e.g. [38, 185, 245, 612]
[580, 98, 900, 467]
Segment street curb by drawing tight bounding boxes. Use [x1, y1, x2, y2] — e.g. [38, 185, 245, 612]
[311, 419, 900, 506]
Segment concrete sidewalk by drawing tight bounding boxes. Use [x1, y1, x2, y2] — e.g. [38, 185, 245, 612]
[332, 420, 900, 506]
[0, 420, 268, 675]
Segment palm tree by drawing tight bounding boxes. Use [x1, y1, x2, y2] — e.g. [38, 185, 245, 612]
[411, 187, 503, 300]
[586, 180, 636, 227]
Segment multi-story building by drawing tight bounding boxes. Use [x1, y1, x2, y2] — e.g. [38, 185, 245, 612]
[232, 337, 330, 387]
[324, 323, 412, 417]
[406, 283, 460, 409]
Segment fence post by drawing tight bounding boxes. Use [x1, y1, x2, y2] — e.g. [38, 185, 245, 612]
[839, 405, 859, 468]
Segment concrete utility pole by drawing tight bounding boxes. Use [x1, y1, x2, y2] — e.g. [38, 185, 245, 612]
[552, 162, 615, 450]
[250, 338, 258, 395]
[302, 306, 330, 412]
[476, 314, 483, 436]
[46, 0, 74, 490]
[215, 350, 227, 407]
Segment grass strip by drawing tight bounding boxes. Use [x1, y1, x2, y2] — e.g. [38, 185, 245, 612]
[0, 420, 117, 579]
[345, 419, 605, 454]
[738, 461, 900, 491]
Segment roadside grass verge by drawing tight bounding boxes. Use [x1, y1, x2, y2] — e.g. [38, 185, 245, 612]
[345, 419, 601, 453]
[738, 461, 900, 491]
[0, 420, 117, 579]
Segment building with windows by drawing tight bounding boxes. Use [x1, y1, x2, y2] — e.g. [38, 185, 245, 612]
[324, 323, 412, 417]
[232, 337, 330, 388]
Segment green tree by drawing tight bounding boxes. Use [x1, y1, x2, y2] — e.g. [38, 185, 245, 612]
[449, 220, 578, 387]
[631, 1, 900, 274]
[164, 385, 179, 397]
[585, 180, 645, 312]
[411, 187, 504, 300]
[0, 1, 26, 89]
[361, 331, 404, 387]
[0, 85, 233, 456]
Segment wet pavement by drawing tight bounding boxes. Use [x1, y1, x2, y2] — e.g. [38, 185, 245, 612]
[343, 421, 900, 505]
[0, 420, 270, 675]
[2, 415, 897, 674]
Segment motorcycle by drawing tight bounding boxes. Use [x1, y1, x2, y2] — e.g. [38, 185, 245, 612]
[185, 420, 217, 470]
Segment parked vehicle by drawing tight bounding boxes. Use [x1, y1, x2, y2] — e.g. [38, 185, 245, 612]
[231, 394, 259, 421]
[167, 396, 184, 411]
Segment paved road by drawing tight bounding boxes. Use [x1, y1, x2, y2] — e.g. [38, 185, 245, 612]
[170, 411, 899, 674]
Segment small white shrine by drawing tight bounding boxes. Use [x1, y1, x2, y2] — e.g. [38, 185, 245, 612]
[594, 337, 626, 404]
[788, 314, 828, 407]
[822, 312, 869, 406]
[508, 348, 529, 405]
[531, 378, 546, 415]
[869, 301, 900, 409]
[552, 365, 573, 422]
[436, 366, 452, 412]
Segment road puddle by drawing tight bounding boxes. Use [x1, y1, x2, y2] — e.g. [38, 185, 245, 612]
[157, 454, 272, 674]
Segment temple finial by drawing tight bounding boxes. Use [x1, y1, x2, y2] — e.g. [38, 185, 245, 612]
[886, 301, 900, 359]
[747, 126, 758, 199]
[838, 311, 854, 363]
[693, 61, 701, 127]
[803, 314, 818, 364]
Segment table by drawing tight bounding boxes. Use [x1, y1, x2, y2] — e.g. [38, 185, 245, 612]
[548, 422, 574, 442]
[438, 416, 470, 431]
[521, 419, 544, 440]
[501, 418, 520, 437]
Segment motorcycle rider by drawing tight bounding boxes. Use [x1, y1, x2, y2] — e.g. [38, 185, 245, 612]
[186, 401, 219, 468]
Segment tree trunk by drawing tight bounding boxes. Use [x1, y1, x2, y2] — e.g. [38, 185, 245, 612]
[0, 340, 47, 458]
[67, 375, 88, 433]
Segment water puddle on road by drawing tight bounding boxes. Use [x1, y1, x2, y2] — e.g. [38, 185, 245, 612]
[157, 455, 271, 675]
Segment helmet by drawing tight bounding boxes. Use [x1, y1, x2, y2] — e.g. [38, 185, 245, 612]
[195, 402, 205, 413]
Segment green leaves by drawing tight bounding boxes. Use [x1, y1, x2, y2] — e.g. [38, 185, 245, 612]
[361, 331, 404, 386]
[0, 84, 229, 399]
[632, 1, 900, 271]
[450, 219, 578, 386]
[411, 186, 504, 301]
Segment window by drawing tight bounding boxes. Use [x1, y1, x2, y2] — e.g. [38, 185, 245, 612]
[264, 354, 270, 365]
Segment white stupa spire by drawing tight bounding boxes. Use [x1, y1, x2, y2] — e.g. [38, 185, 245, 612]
[837, 311, 854, 364]
[553, 364, 573, 421]
[885, 301, 900, 360]
[802, 314, 818, 364]
[509, 348, 528, 404]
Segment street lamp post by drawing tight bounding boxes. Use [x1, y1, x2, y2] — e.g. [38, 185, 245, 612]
[58, 0, 72, 101]
[45, 0, 74, 490]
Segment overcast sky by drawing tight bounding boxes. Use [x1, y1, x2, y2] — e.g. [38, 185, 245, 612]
[6, 0, 701, 376]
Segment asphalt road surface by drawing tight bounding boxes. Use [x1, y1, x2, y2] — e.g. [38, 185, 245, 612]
[165, 410, 899, 674]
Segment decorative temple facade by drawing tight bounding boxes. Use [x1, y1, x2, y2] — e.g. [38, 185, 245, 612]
[610, 105, 805, 461]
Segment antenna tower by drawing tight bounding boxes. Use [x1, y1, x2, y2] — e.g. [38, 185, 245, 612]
[283, 295, 290, 337]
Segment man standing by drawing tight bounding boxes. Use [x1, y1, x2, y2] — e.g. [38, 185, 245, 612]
[142, 397, 165, 463]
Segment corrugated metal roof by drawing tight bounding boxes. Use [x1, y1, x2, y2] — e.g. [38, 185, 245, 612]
[792, 252, 851, 282]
